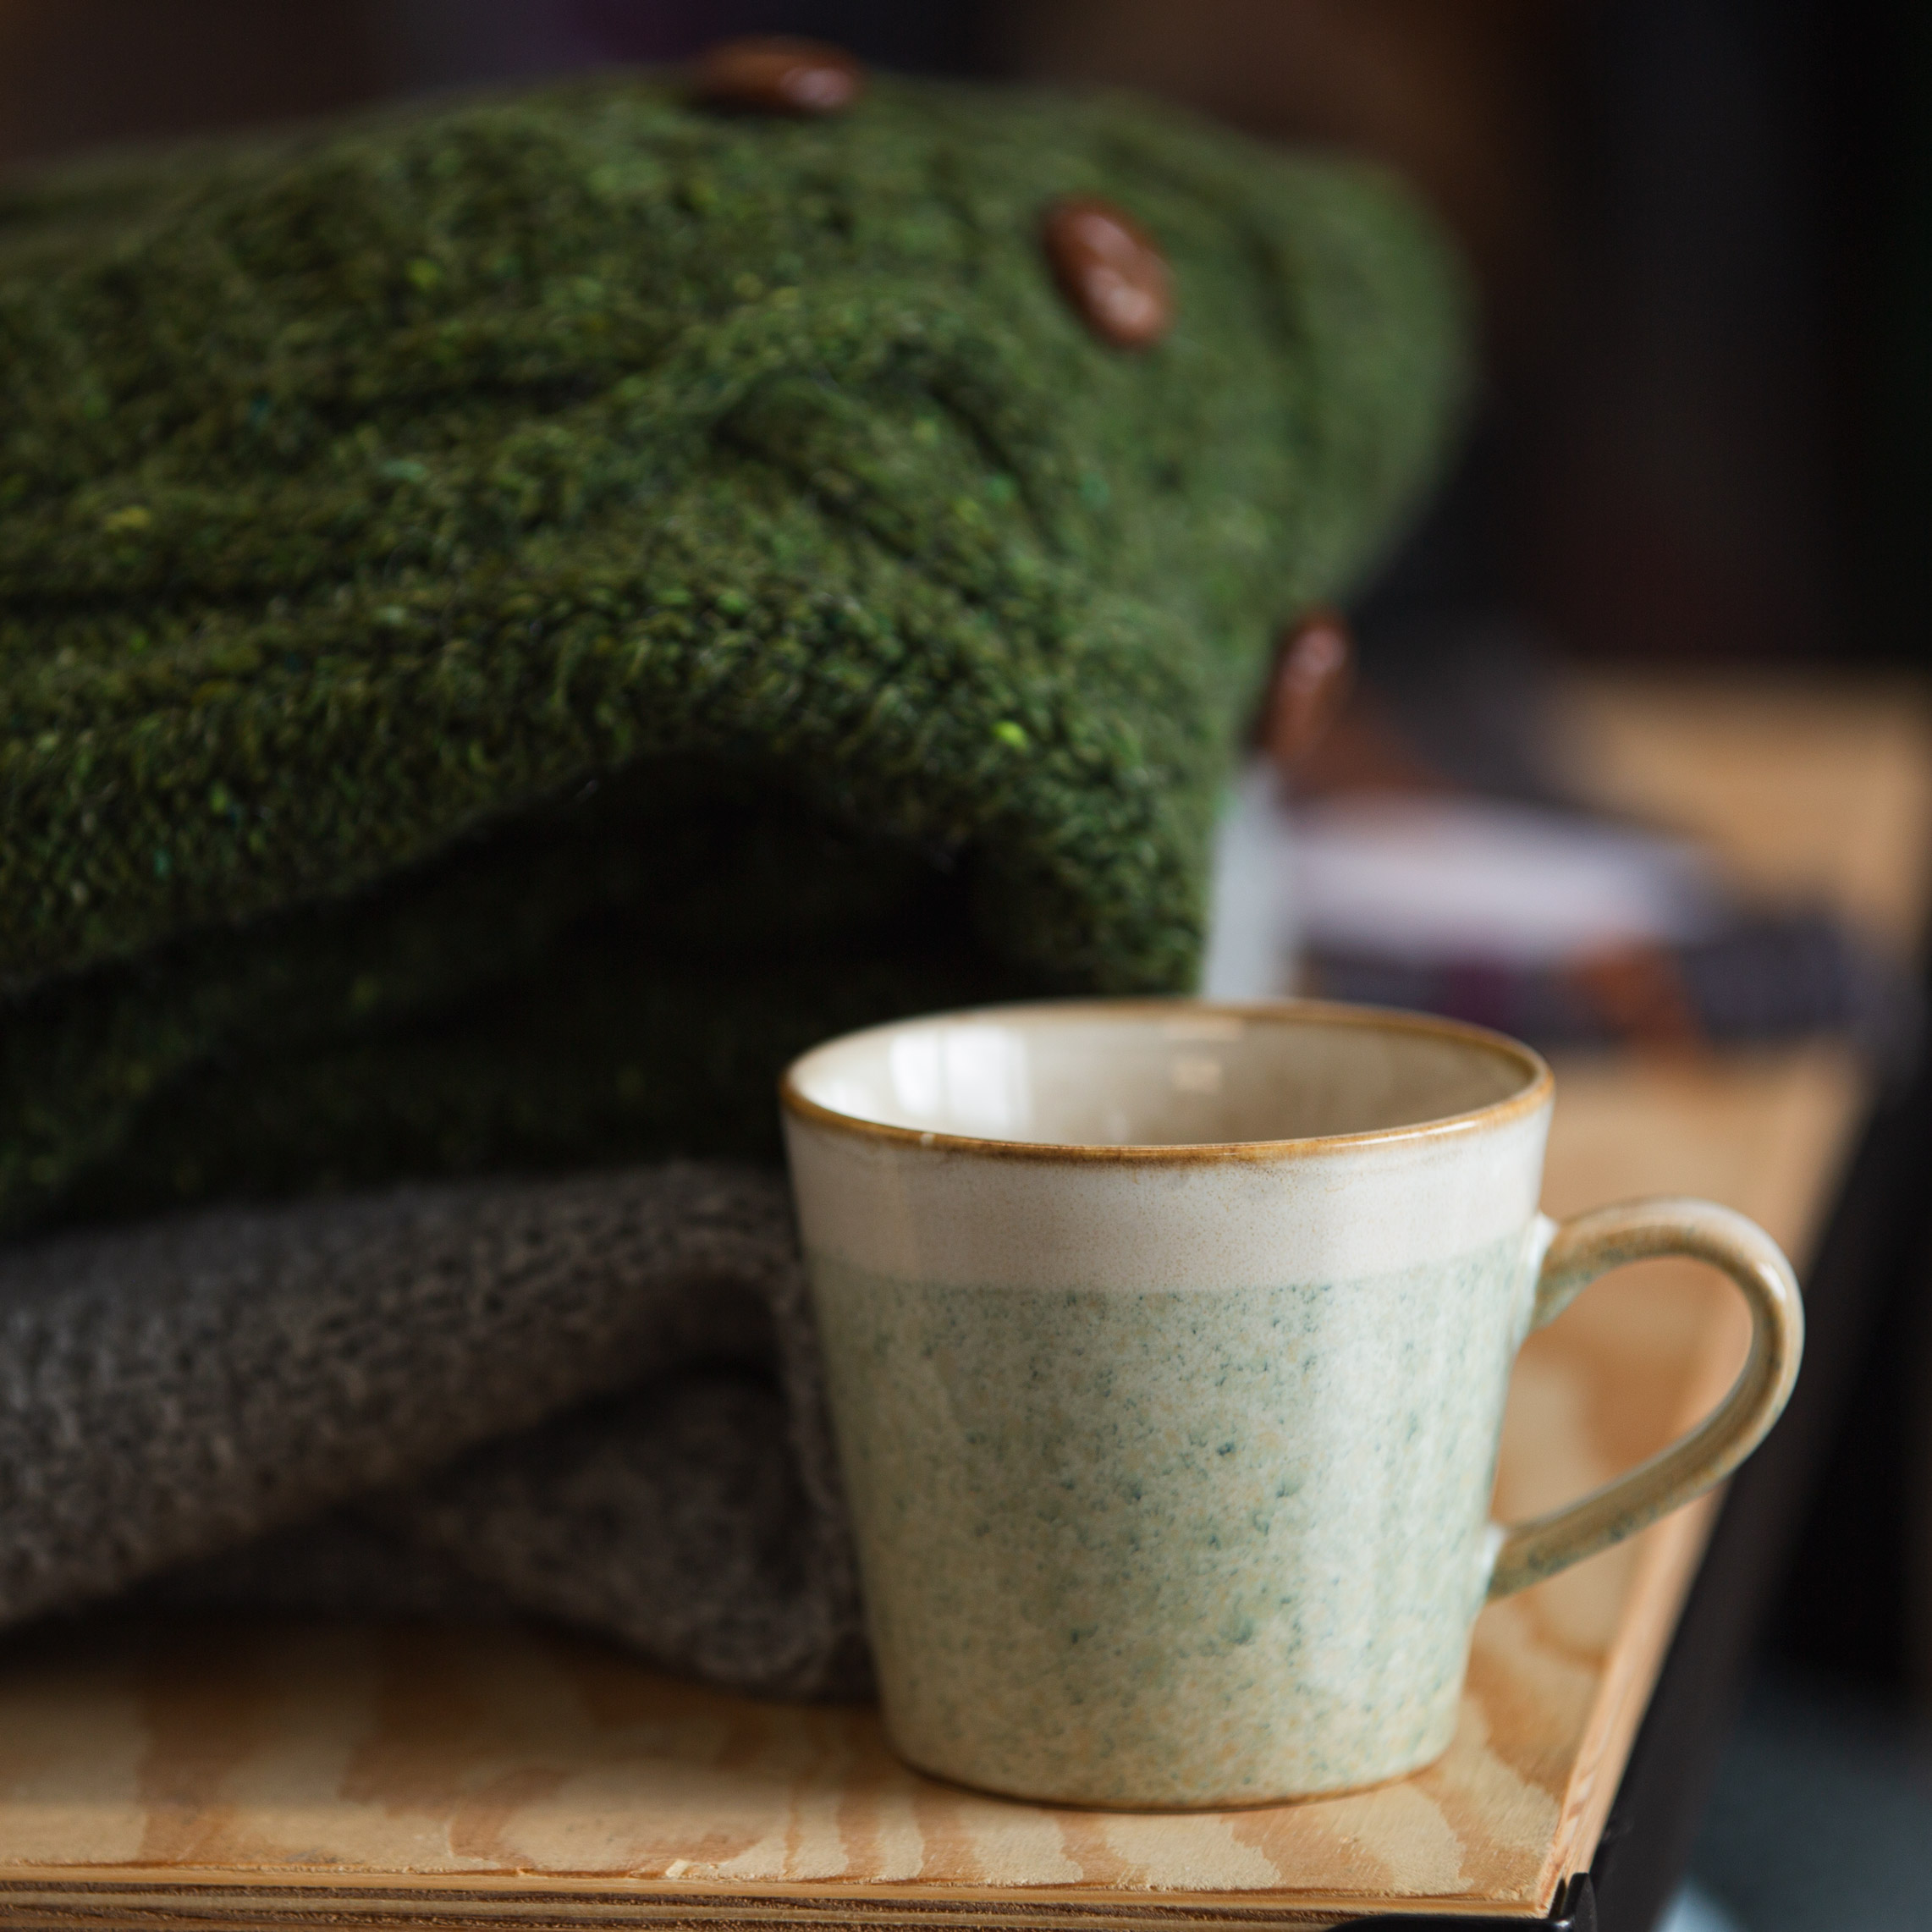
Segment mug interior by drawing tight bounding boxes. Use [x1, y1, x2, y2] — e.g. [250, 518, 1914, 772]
[785, 1002, 1545, 1148]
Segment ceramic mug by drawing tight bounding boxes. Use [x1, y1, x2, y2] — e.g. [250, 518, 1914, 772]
[779, 1000, 1803, 1809]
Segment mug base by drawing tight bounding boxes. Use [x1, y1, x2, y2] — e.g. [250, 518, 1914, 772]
[889, 1736, 1454, 1814]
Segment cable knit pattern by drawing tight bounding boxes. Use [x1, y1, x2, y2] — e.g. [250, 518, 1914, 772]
[0, 73, 1466, 1233]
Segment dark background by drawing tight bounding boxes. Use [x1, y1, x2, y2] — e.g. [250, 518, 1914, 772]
[4, 0, 1929, 1726]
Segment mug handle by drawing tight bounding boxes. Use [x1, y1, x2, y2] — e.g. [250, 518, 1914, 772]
[1486, 1198, 1805, 1602]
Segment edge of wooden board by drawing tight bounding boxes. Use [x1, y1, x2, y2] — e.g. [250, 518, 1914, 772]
[0, 1870, 1555, 1930]
[1533, 1489, 1720, 1898]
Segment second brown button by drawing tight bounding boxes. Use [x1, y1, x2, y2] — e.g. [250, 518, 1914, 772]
[694, 36, 866, 116]
[1043, 196, 1172, 350]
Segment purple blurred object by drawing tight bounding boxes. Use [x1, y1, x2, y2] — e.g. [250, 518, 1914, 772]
[1309, 910, 1922, 1069]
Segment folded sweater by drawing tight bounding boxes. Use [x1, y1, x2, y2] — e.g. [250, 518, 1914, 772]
[0, 1162, 869, 1698]
[0, 71, 1466, 1233]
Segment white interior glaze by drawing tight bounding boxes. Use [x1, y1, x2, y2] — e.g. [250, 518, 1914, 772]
[787, 1001, 1539, 1148]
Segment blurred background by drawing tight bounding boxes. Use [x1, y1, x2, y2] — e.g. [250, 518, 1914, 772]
[5, 0, 1925, 672]
[3, 5, 1930, 1927]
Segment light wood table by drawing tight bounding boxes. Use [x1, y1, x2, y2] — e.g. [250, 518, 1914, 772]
[1, 677, 1928, 1930]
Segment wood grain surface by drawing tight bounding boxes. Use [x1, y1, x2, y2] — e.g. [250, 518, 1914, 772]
[1, 680, 1926, 1930]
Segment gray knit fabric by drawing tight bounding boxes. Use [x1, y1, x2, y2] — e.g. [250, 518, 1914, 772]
[0, 1163, 871, 1699]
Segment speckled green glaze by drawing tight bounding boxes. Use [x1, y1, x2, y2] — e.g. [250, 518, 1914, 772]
[809, 1241, 1523, 1808]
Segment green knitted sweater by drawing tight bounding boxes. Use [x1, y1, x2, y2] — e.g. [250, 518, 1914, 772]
[0, 74, 1466, 1233]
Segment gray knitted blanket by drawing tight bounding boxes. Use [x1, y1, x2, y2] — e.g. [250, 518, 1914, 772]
[0, 1164, 871, 1699]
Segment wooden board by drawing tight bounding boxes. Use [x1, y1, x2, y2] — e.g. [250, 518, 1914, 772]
[0, 679, 1927, 1930]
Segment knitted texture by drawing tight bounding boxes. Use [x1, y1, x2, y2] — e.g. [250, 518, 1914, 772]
[0, 1162, 870, 1698]
[0, 74, 1467, 1230]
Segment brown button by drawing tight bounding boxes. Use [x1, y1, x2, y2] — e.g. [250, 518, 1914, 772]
[1263, 608, 1353, 765]
[1042, 195, 1172, 349]
[693, 36, 865, 116]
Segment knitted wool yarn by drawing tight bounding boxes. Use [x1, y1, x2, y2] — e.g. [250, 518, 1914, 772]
[0, 74, 1467, 1232]
[0, 1162, 869, 1698]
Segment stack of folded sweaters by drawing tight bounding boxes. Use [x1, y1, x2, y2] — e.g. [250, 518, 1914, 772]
[0, 64, 1466, 1694]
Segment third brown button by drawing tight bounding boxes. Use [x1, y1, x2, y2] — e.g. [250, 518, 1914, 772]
[1263, 608, 1354, 768]
[1043, 196, 1172, 350]
[694, 36, 866, 116]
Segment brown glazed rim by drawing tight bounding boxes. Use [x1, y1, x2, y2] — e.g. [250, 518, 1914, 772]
[779, 997, 1555, 1164]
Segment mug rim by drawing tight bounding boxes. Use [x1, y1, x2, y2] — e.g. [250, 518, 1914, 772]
[779, 997, 1555, 1164]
